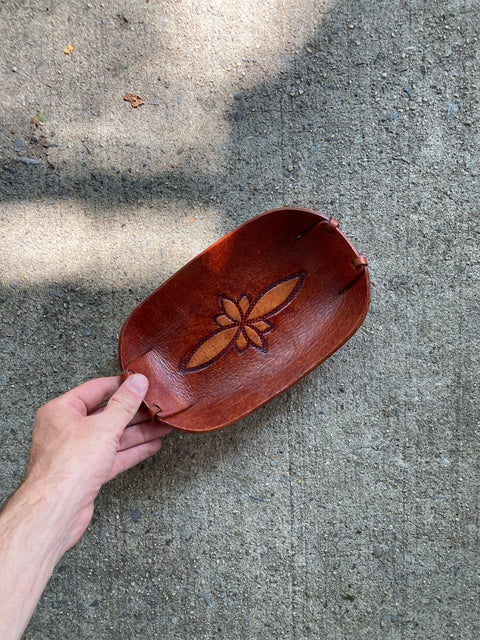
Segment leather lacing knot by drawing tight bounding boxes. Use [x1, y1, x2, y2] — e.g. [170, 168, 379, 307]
[148, 404, 163, 420]
[352, 255, 368, 269]
[324, 217, 339, 234]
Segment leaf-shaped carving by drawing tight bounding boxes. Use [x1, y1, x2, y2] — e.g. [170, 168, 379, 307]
[181, 272, 306, 373]
[183, 326, 238, 370]
[248, 273, 305, 320]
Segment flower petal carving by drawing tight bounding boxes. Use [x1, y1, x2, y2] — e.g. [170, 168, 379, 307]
[221, 297, 242, 321]
[214, 314, 234, 327]
[251, 320, 271, 332]
[248, 274, 305, 320]
[236, 331, 248, 352]
[183, 326, 238, 371]
[238, 295, 250, 315]
[244, 325, 266, 350]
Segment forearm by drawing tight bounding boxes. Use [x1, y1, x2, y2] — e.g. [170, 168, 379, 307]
[0, 480, 71, 640]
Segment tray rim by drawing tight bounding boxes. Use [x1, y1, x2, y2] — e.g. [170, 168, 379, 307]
[118, 207, 371, 432]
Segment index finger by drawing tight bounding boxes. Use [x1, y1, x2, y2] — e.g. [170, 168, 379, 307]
[61, 376, 122, 416]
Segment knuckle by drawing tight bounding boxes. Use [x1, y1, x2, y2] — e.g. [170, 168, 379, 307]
[35, 405, 46, 422]
[35, 399, 54, 422]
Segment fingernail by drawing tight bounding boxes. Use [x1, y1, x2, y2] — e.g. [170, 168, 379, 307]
[127, 374, 148, 394]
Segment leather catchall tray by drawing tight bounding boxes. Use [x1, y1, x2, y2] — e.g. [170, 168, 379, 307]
[119, 207, 370, 433]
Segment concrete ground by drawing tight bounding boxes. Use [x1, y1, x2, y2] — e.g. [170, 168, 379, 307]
[1, 0, 478, 638]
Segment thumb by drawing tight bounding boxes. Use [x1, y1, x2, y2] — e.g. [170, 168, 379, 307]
[102, 374, 149, 434]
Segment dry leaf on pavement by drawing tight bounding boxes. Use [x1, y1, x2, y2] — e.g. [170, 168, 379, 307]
[123, 93, 145, 108]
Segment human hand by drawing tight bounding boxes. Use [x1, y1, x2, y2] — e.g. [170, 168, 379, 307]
[24, 374, 171, 552]
[0, 374, 170, 640]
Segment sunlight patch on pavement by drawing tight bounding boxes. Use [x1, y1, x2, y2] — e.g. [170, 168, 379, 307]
[0, 200, 222, 287]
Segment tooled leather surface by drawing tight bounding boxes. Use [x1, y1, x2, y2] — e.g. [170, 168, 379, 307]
[118, 207, 370, 432]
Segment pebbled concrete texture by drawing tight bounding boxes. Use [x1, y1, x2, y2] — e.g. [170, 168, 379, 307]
[0, 0, 478, 638]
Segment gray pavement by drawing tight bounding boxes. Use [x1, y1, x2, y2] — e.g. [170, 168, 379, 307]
[0, 0, 478, 638]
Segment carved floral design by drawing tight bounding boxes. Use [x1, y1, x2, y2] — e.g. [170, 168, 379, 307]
[181, 272, 305, 372]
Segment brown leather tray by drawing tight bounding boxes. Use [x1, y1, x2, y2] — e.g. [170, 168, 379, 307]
[119, 207, 370, 432]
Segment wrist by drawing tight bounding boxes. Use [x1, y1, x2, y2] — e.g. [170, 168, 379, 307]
[22, 460, 101, 551]
[6, 477, 72, 561]
[0, 478, 76, 640]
